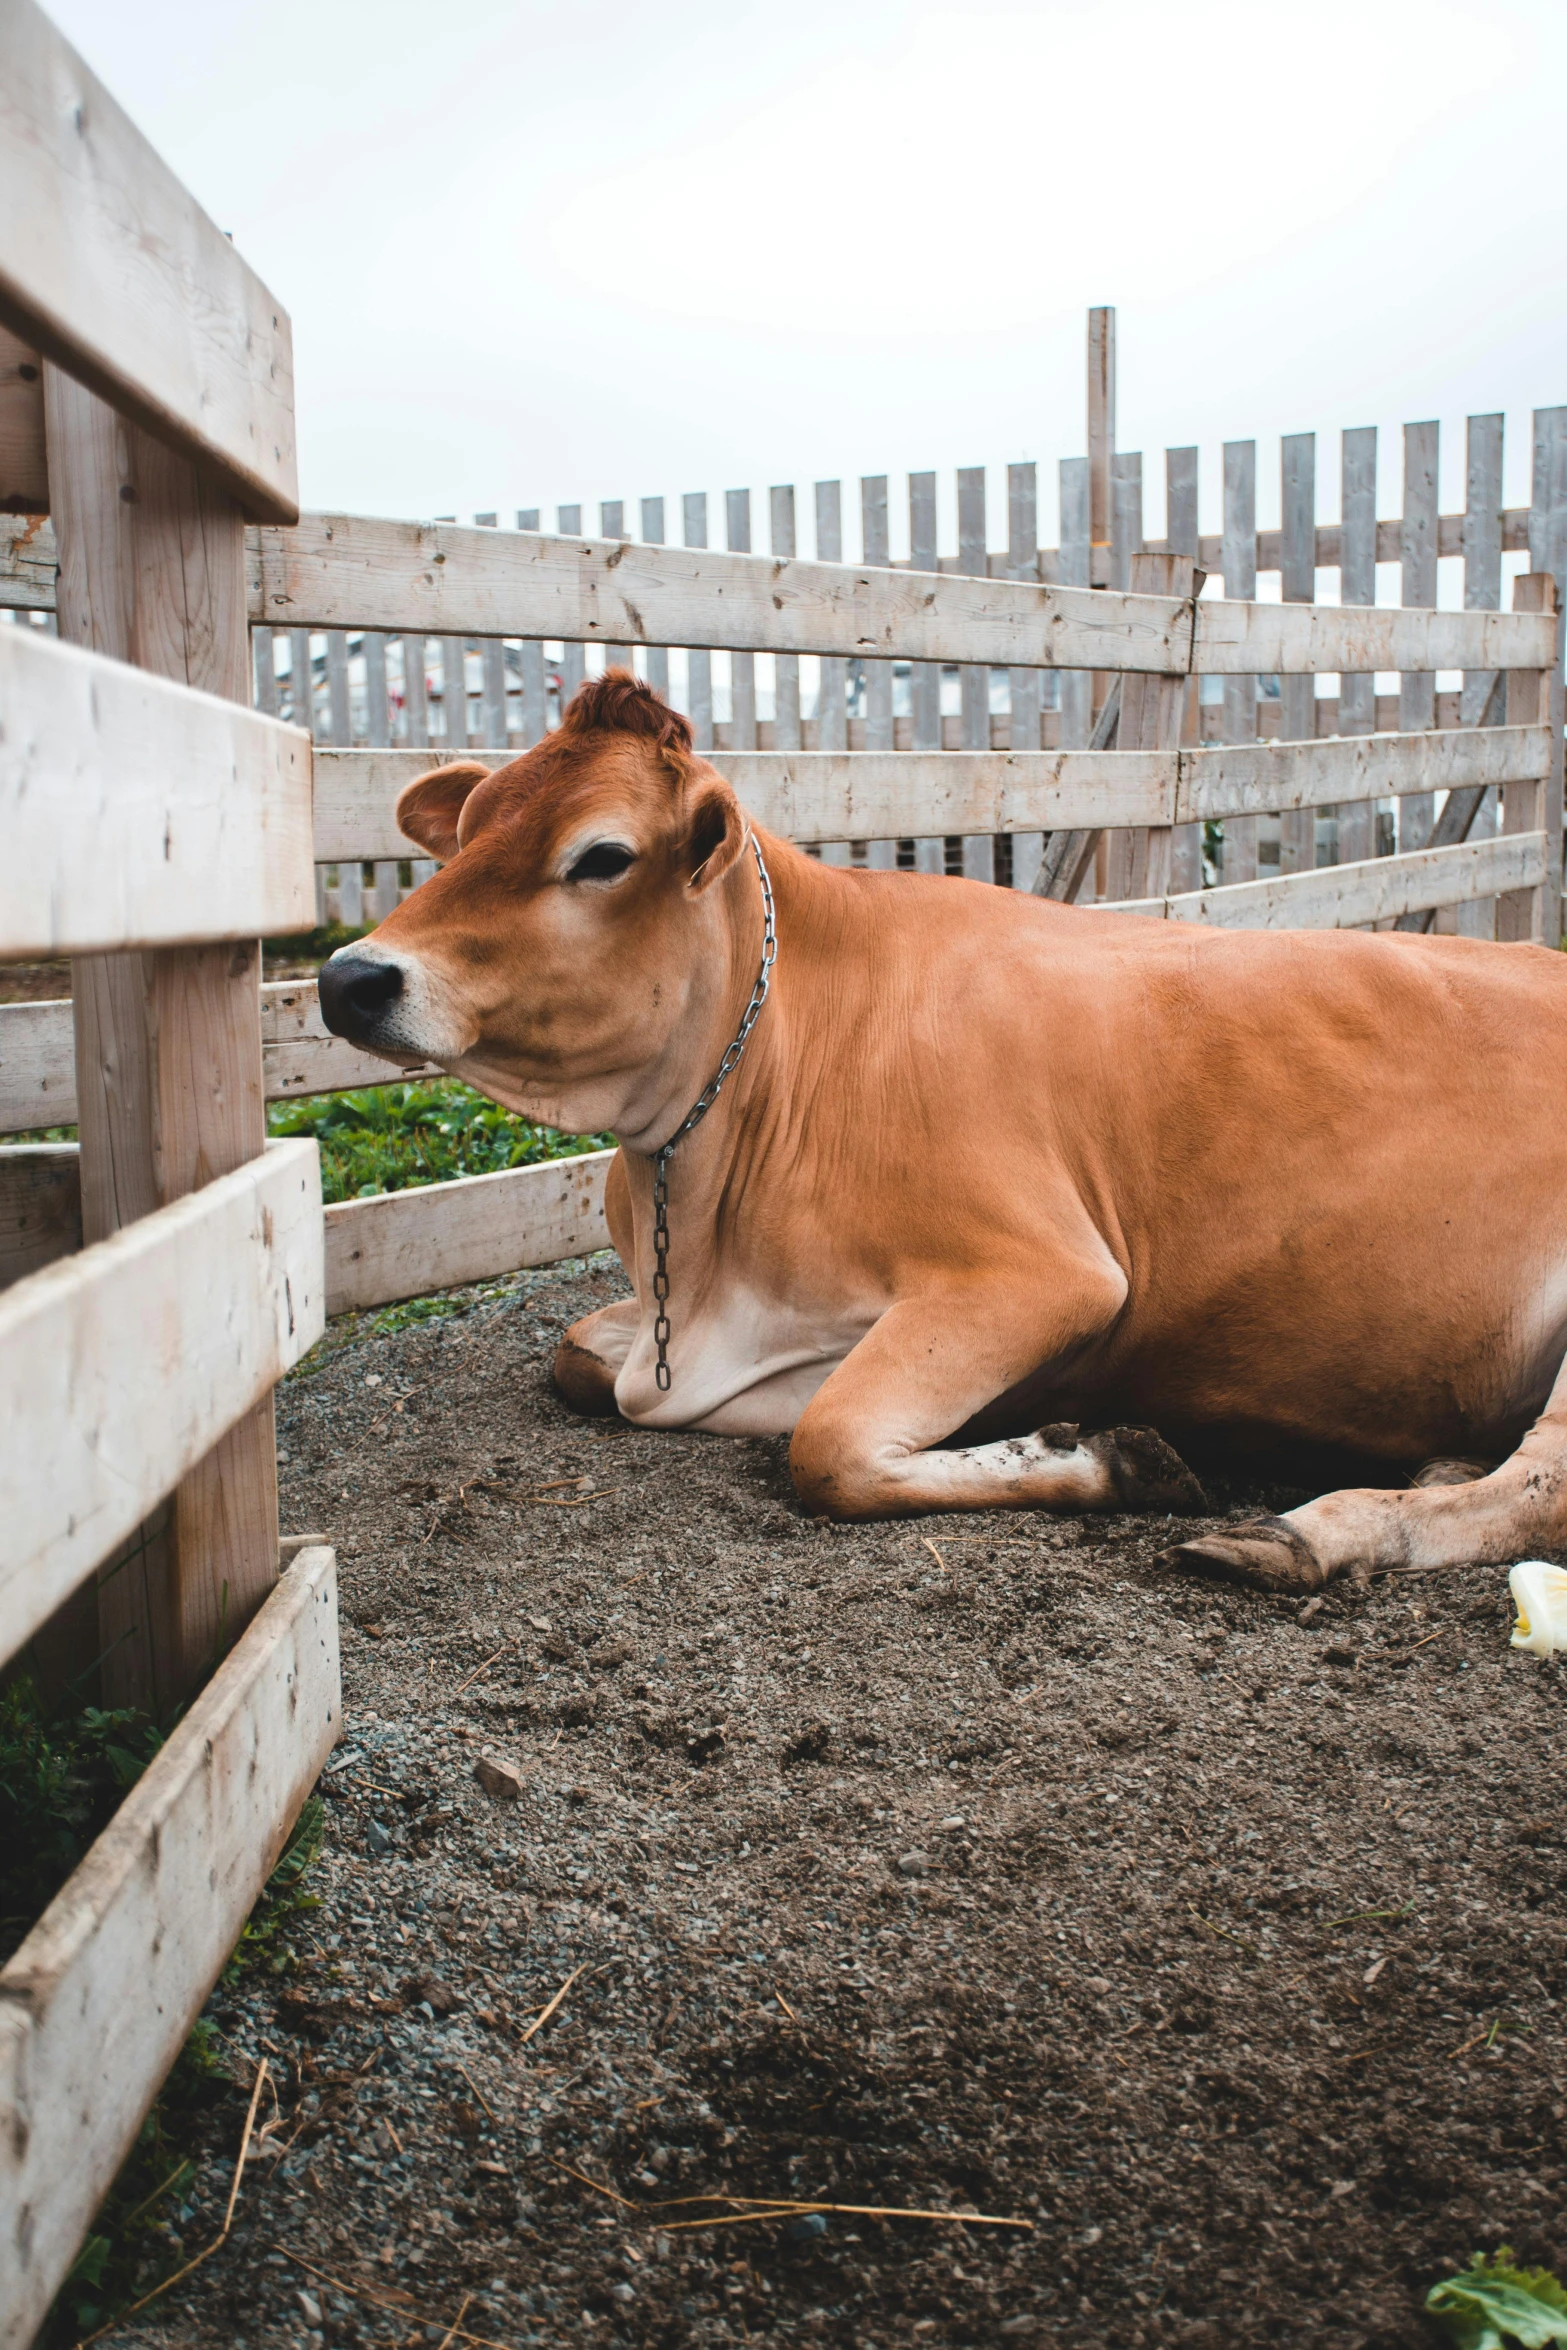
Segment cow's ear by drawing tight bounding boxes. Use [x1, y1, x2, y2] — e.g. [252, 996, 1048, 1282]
[684, 780, 748, 893]
[396, 761, 491, 861]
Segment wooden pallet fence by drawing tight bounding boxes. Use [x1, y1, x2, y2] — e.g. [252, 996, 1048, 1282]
[0, 9, 335, 2336]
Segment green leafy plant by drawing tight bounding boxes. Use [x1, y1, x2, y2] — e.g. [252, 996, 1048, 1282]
[1427, 2250, 1567, 2350]
[267, 1077, 610, 1203]
[221, 1793, 325, 1981]
[0, 1671, 170, 1964]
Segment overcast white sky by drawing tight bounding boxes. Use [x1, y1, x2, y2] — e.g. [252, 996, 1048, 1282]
[47, 0, 1567, 560]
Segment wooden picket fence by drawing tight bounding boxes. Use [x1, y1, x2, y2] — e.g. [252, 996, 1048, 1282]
[0, 7, 339, 2340]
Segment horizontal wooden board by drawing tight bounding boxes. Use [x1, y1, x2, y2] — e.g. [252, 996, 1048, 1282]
[0, 624, 314, 955]
[1107, 830, 1546, 930]
[0, 1544, 338, 2346]
[1192, 598, 1554, 677]
[0, 1, 297, 521]
[312, 726, 1549, 859]
[0, 981, 437, 1133]
[325, 1149, 614, 1314]
[263, 977, 442, 1099]
[0, 1142, 79, 1289]
[251, 514, 1194, 674]
[0, 1137, 324, 1668]
[1178, 723, 1551, 822]
[249, 516, 1554, 676]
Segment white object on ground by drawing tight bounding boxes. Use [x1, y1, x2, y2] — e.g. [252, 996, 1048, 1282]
[1507, 1560, 1567, 1658]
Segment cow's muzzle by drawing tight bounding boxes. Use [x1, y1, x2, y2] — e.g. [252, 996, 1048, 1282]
[318, 949, 404, 1044]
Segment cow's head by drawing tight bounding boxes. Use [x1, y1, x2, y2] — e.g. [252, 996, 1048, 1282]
[317, 671, 756, 1146]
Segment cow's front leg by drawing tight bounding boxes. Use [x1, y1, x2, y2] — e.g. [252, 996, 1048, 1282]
[554, 1300, 639, 1417]
[788, 1274, 1203, 1521]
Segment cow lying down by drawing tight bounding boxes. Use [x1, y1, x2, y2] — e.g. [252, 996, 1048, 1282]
[318, 671, 1567, 1593]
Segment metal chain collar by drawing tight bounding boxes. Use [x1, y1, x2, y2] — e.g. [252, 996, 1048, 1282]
[650, 833, 777, 1391]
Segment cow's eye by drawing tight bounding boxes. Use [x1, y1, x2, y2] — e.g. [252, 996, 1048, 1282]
[567, 841, 636, 882]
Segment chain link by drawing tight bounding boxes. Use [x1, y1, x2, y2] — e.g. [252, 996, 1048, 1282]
[650, 834, 777, 1391]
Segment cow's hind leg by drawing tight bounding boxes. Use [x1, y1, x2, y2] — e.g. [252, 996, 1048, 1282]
[1171, 1356, 1567, 1591]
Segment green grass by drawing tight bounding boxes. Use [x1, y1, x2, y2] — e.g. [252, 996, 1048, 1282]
[267, 1077, 612, 1205]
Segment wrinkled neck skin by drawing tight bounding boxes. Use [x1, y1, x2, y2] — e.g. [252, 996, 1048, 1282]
[452, 843, 769, 1153]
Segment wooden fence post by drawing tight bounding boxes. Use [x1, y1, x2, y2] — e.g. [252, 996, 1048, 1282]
[1530, 405, 1567, 946]
[1499, 569, 1556, 944]
[1119, 550, 1194, 899]
[43, 365, 278, 1707]
[1279, 432, 1317, 874]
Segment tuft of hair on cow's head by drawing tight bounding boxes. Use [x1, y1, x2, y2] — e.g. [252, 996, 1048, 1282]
[558, 667, 695, 766]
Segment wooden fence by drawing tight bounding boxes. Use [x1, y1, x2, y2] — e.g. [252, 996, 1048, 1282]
[0, 8, 338, 2339]
[0, 47, 1560, 2310]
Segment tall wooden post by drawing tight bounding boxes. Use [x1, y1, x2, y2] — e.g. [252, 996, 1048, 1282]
[44, 366, 278, 1708]
[1087, 306, 1115, 587]
[1501, 569, 1558, 945]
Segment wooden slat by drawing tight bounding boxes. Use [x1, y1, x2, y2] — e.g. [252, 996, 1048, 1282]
[0, 1544, 339, 2348]
[1109, 829, 1545, 931]
[639, 498, 669, 702]
[1221, 439, 1259, 882]
[1007, 460, 1043, 889]
[249, 513, 1552, 676]
[555, 505, 584, 706]
[1529, 407, 1567, 946]
[0, 325, 46, 514]
[1336, 424, 1379, 862]
[0, 0, 296, 521]
[1399, 421, 1440, 850]
[682, 492, 713, 751]
[1455, 412, 1505, 937]
[957, 465, 993, 882]
[726, 489, 758, 749]
[0, 994, 79, 1130]
[0, 1142, 80, 1290]
[1278, 432, 1317, 874]
[0, 622, 313, 955]
[770, 486, 802, 749]
[1164, 446, 1202, 890]
[1087, 305, 1115, 586]
[325, 1149, 613, 1314]
[1501, 569, 1555, 943]
[303, 725, 1548, 864]
[5, 500, 1554, 621]
[908, 469, 943, 874]
[0, 1137, 323, 1670]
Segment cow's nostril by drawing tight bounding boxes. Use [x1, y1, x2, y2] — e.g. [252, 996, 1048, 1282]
[347, 963, 402, 1014]
[318, 952, 404, 1039]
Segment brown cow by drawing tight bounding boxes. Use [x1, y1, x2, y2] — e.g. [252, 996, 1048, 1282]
[317, 671, 1567, 1591]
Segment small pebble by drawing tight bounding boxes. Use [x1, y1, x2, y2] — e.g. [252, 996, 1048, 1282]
[896, 1850, 928, 1877]
[295, 2291, 323, 2326]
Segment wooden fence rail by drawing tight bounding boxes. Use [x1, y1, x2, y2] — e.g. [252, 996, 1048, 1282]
[0, 7, 331, 2340]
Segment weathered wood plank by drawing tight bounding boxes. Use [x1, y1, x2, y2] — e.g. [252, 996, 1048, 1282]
[0, 1143, 80, 1290]
[1221, 440, 1259, 882]
[0, 326, 46, 514]
[908, 470, 943, 873]
[325, 1148, 613, 1314]
[0, 980, 445, 1134]
[1398, 420, 1440, 849]
[1528, 408, 1567, 946]
[303, 727, 1549, 864]
[1007, 460, 1043, 887]
[249, 514, 1551, 676]
[1279, 432, 1317, 875]
[1337, 423, 1379, 861]
[640, 498, 670, 702]
[0, 1138, 323, 1671]
[957, 465, 994, 882]
[682, 492, 713, 752]
[771, 486, 803, 754]
[1087, 305, 1115, 586]
[726, 490, 757, 751]
[0, 1543, 339, 2349]
[0, 0, 297, 520]
[1109, 829, 1545, 931]
[0, 621, 313, 956]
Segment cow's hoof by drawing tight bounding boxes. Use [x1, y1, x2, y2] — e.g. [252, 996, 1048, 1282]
[552, 1335, 622, 1418]
[1164, 1516, 1327, 1592]
[1088, 1425, 1207, 1515]
[1411, 1456, 1494, 1488]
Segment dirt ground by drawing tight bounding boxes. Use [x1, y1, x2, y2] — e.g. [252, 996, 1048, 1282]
[120, 1253, 1565, 2350]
